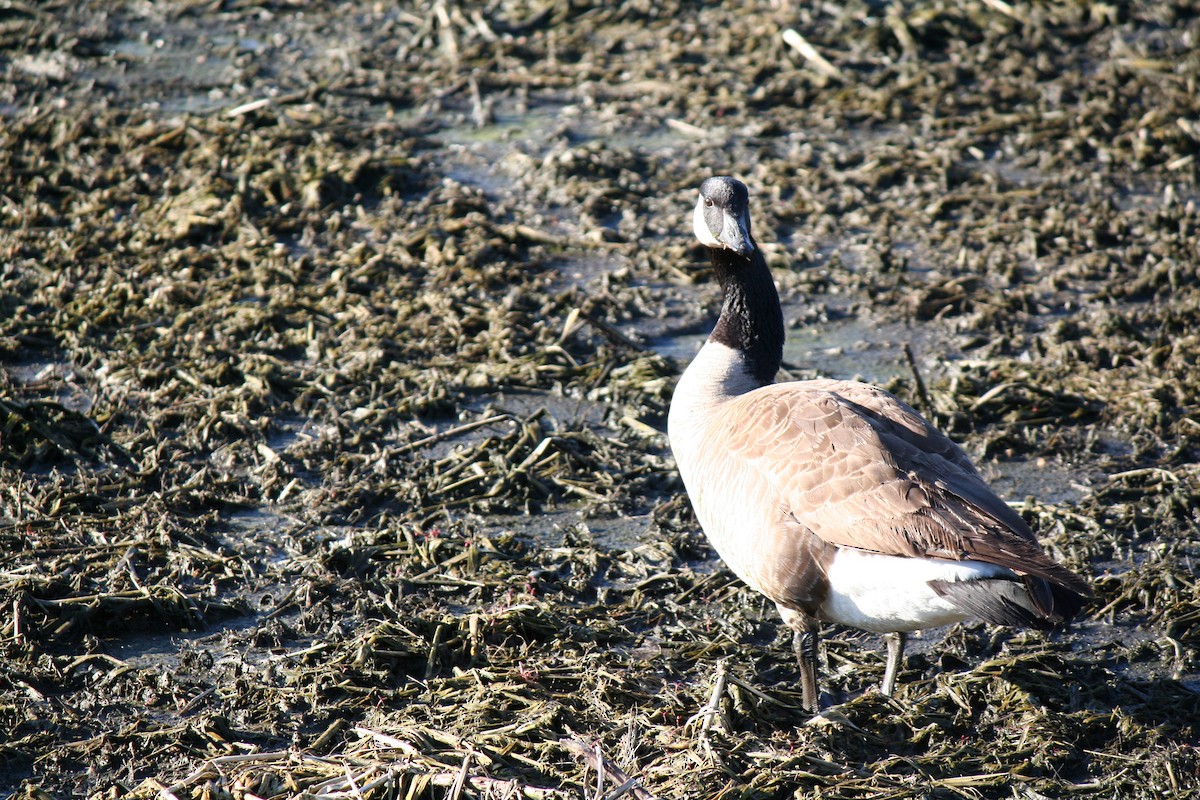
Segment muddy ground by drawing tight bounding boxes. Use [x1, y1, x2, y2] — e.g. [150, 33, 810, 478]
[2, 1, 1200, 798]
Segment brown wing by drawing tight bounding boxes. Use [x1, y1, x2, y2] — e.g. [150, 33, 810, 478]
[719, 379, 1088, 596]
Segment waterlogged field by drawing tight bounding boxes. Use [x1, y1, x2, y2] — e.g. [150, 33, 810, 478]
[2, 1, 1199, 797]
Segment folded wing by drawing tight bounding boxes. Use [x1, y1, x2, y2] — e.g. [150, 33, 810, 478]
[717, 379, 1089, 619]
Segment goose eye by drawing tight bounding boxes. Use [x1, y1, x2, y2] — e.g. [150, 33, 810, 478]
[704, 198, 714, 208]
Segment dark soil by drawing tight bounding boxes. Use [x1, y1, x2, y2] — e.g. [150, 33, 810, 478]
[2, 1, 1200, 798]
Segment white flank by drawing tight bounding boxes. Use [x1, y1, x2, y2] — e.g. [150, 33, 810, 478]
[822, 549, 1014, 632]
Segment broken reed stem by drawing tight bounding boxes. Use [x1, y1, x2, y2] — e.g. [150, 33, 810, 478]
[166, 734, 568, 799]
[688, 658, 729, 737]
[601, 777, 641, 800]
[903, 342, 935, 419]
[982, 0, 1026, 21]
[781, 28, 847, 82]
[594, 741, 604, 800]
[448, 749, 472, 800]
[394, 413, 514, 455]
[560, 739, 658, 800]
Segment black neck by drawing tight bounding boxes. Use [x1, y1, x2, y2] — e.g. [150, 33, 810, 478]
[709, 246, 783, 386]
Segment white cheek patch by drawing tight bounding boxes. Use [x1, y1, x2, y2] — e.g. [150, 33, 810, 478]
[694, 196, 721, 247]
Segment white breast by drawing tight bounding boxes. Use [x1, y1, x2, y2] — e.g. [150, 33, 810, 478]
[667, 340, 784, 592]
[667, 340, 757, 502]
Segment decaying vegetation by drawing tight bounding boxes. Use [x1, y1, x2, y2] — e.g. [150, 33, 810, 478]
[2, 0, 1199, 797]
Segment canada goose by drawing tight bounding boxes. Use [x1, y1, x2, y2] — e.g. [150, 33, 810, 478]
[668, 176, 1090, 713]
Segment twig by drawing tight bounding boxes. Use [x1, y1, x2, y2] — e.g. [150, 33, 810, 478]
[224, 88, 315, 118]
[448, 750, 472, 800]
[982, 0, 1026, 22]
[435, 0, 458, 62]
[12, 597, 22, 644]
[559, 739, 658, 800]
[265, 641, 331, 663]
[601, 778, 641, 800]
[469, 74, 491, 127]
[687, 658, 729, 737]
[426, 621, 448, 679]
[311, 719, 348, 755]
[665, 118, 711, 139]
[353, 726, 421, 753]
[580, 311, 646, 353]
[902, 342, 934, 419]
[781, 29, 846, 82]
[885, 10, 918, 59]
[177, 686, 216, 716]
[165, 751, 294, 792]
[225, 97, 272, 118]
[1107, 467, 1181, 484]
[342, 761, 365, 799]
[394, 414, 514, 455]
[970, 381, 1021, 411]
[594, 741, 604, 800]
[725, 673, 799, 709]
[1162, 636, 1186, 681]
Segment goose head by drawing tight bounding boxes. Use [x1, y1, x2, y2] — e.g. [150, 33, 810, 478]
[693, 176, 755, 258]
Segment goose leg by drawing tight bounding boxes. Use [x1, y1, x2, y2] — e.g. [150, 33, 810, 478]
[881, 631, 906, 696]
[792, 627, 820, 713]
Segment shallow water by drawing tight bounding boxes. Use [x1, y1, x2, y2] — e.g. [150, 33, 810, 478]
[653, 317, 920, 386]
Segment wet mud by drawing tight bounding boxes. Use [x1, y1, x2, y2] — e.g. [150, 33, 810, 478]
[2, 1, 1200, 798]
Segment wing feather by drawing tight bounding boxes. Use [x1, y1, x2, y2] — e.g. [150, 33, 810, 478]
[715, 379, 1088, 598]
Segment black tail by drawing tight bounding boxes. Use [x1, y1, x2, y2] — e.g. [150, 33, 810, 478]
[930, 575, 1088, 630]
